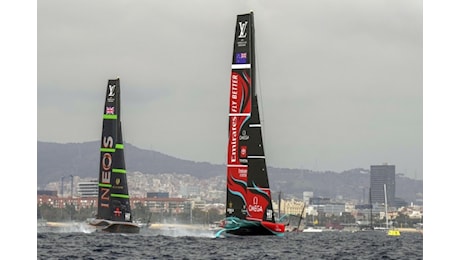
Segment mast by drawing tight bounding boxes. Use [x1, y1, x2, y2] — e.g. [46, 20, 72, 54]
[369, 187, 373, 228]
[297, 203, 306, 231]
[384, 184, 388, 229]
[278, 191, 281, 219]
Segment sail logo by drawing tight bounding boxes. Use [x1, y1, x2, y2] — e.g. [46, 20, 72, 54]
[240, 146, 247, 158]
[266, 209, 273, 221]
[230, 116, 238, 163]
[108, 85, 116, 96]
[114, 207, 122, 217]
[242, 205, 248, 215]
[107, 85, 116, 102]
[238, 21, 248, 38]
[100, 136, 114, 208]
[239, 130, 249, 140]
[230, 74, 239, 112]
[248, 197, 263, 213]
[113, 178, 124, 190]
[227, 201, 234, 214]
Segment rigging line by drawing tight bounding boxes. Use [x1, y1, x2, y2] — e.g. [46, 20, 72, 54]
[253, 22, 271, 165]
[254, 30, 265, 129]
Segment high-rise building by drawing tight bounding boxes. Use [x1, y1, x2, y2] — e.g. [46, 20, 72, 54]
[370, 164, 396, 207]
[303, 191, 313, 204]
[77, 180, 98, 197]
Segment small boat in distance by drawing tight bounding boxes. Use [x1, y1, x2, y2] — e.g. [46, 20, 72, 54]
[88, 78, 140, 234]
[215, 11, 285, 237]
[384, 184, 400, 237]
[302, 227, 323, 233]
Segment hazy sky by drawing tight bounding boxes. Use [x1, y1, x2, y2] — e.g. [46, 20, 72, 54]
[37, 0, 423, 179]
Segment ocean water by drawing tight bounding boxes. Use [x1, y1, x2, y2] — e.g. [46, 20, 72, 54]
[37, 226, 423, 259]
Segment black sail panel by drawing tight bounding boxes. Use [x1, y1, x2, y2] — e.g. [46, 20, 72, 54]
[110, 123, 132, 222]
[246, 95, 275, 222]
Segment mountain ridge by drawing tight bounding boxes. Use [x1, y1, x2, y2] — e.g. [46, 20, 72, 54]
[37, 141, 422, 203]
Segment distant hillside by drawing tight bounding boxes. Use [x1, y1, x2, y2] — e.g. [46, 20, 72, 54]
[37, 141, 224, 185]
[37, 141, 423, 203]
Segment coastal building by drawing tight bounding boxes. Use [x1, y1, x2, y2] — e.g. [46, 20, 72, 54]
[303, 191, 314, 204]
[274, 198, 306, 217]
[77, 180, 98, 197]
[147, 192, 170, 198]
[370, 164, 396, 206]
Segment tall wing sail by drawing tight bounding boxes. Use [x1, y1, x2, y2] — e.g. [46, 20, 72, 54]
[226, 12, 275, 223]
[97, 79, 120, 220]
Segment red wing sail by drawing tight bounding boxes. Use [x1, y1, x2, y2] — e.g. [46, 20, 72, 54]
[225, 12, 277, 225]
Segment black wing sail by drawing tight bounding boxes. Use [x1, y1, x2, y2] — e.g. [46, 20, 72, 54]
[92, 78, 139, 233]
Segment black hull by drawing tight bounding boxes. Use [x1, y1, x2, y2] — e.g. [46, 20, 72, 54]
[216, 217, 285, 237]
[226, 225, 277, 236]
[102, 223, 140, 234]
[89, 219, 140, 234]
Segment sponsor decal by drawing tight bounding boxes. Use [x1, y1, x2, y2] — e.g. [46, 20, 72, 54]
[113, 178, 124, 190]
[242, 204, 248, 215]
[108, 84, 116, 96]
[107, 84, 116, 102]
[230, 116, 238, 163]
[114, 207, 122, 217]
[240, 158, 248, 164]
[230, 74, 239, 113]
[238, 168, 247, 178]
[235, 52, 247, 64]
[227, 201, 234, 214]
[240, 146, 247, 158]
[105, 106, 115, 114]
[239, 130, 249, 140]
[266, 209, 273, 221]
[248, 196, 263, 213]
[100, 136, 113, 208]
[236, 20, 248, 47]
[237, 41, 247, 48]
[238, 21, 248, 38]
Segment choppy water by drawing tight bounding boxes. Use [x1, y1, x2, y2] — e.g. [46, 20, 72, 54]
[37, 226, 423, 259]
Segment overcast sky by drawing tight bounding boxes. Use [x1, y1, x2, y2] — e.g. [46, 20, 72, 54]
[35, 0, 424, 179]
